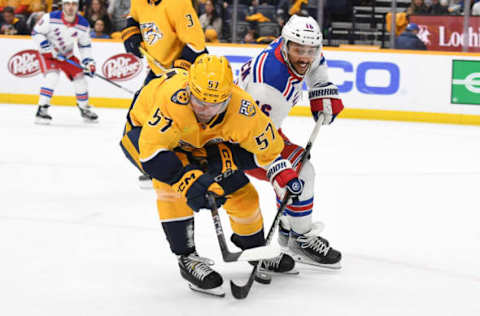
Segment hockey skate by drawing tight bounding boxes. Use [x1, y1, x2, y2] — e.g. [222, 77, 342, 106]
[178, 252, 225, 297]
[35, 105, 52, 125]
[280, 220, 342, 269]
[251, 252, 298, 284]
[77, 104, 98, 123]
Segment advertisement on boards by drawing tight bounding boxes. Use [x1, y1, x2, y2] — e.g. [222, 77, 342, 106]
[2, 37, 480, 117]
[410, 15, 480, 52]
[451, 60, 480, 105]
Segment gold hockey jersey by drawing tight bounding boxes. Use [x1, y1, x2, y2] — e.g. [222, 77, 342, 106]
[127, 69, 284, 168]
[128, 0, 206, 75]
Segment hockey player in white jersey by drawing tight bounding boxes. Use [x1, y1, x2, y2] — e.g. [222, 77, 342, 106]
[236, 15, 344, 269]
[32, 0, 98, 124]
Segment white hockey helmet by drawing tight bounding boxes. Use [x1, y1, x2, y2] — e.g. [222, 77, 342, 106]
[281, 15, 322, 76]
[62, 0, 79, 4]
[281, 15, 323, 47]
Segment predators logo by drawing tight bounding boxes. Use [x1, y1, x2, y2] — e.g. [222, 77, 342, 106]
[239, 99, 256, 117]
[140, 22, 163, 45]
[171, 89, 190, 105]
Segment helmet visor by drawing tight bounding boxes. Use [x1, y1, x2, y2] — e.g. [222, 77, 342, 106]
[190, 93, 230, 122]
[287, 43, 320, 58]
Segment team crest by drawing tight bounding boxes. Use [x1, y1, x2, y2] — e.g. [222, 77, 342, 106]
[140, 22, 163, 45]
[239, 99, 256, 117]
[171, 89, 189, 105]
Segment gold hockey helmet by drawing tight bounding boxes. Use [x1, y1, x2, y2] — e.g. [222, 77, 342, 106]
[188, 54, 233, 104]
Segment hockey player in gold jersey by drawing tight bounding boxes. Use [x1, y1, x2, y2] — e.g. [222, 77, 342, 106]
[120, 55, 304, 296]
[121, 0, 207, 85]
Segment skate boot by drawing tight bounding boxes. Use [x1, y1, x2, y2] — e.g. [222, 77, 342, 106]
[35, 105, 52, 125]
[77, 104, 98, 123]
[287, 225, 342, 269]
[252, 252, 298, 284]
[178, 252, 224, 297]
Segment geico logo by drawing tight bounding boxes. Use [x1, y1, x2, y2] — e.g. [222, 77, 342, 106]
[328, 60, 400, 95]
[178, 173, 197, 192]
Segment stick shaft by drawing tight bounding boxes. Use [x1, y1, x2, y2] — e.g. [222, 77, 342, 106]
[60, 57, 135, 95]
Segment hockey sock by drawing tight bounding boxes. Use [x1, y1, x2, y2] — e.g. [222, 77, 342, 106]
[161, 217, 196, 255]
[230, 229, 265, 250]
[73, 78, 89, 108]
[38, 71, 59, 105]
[281, 196, 314, 235]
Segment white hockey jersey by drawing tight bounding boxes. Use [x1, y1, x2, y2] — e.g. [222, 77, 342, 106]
[236, 37, 329, 129]
[32, 10, 93, 61]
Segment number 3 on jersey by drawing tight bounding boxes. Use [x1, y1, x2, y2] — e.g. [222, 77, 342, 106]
[148, 108, 173, 132]
[255, 122, 275, 150]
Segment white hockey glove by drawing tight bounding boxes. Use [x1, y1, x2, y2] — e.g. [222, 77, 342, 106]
[82, 58, 96, 77]
[267, 159, 303, 199]
[309, 82, 344, 125]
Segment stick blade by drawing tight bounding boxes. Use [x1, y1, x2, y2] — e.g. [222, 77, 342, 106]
[230, 279, 252, 299]
[236, 244, 281, 261]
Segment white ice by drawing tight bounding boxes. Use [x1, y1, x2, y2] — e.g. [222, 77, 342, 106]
[1, 104, 479, 316]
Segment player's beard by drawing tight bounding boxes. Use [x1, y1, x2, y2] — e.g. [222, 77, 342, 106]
[290, 59, 312, 75]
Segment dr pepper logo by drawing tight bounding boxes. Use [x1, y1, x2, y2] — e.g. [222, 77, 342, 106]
[8, 49, 41, 77]
[102, 53, 142, 81]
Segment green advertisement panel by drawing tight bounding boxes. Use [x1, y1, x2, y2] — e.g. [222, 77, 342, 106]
[451, 60, 480, 105]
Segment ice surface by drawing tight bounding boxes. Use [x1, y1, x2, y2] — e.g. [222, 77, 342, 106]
[1, 104, 479, 315]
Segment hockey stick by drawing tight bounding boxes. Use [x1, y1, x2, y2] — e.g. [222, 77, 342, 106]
[207, 192, 281, 262]
[230, 115, 326, 299]
[139, 47, 169, 72]
[57, 56, 135, 95]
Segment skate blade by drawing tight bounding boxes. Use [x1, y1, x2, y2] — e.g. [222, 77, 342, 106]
[292, 254, 342, 270]
[35, 117, 51, 125]
[188, 283, 225, 297]
[83, 118, 99, 124]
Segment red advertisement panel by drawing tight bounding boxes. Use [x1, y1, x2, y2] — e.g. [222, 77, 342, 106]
[410, 15, 480, 52]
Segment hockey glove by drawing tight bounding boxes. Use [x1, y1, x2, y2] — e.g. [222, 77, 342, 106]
[171, 166, 226, 212]
[267, 159, 303, 198]
[82, 58, 96, 77]
[309, 82, 344, 125]
[203, 143, 258, 174]
[121, 25, 143, 58]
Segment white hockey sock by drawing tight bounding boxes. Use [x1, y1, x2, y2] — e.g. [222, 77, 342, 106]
[73, 77, 89, 108]
[287, 213, 312, 235]
[281, 196, 314, 235]
[38, 71, 59, 105]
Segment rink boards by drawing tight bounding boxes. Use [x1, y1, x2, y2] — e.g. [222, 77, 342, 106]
[1, 35, 480, 125]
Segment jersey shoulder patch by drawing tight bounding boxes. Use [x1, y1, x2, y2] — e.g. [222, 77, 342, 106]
[239, 99, 256, 117]
[171, 89, 189, 105]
